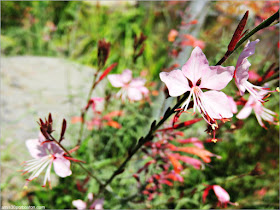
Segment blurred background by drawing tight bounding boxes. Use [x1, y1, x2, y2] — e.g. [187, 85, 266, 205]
[1, 1, 279, 209]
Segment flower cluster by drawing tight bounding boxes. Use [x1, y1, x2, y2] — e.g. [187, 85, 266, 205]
[108, 69, 149, 102]
[160, 40, 277, 130]
[134, 119, 220, 200]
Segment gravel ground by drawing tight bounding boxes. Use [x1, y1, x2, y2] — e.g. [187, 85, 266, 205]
[1, 56, 104, 205]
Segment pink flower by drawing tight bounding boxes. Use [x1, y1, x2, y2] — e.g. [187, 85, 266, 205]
[108, 69, 149, 102]
[203, 185, 236, 207]
[160, 47, 235, 128]
[213, 185, 230, 204]
[236, 93, 277, 128]
[72, 193, 104, 210]
[72, 200, 87, 210]
[22, 134, 72, 188]
[234, 39, 267, 102]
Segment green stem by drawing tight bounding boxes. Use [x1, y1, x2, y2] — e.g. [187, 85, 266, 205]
[97, 93, 190, 195]
[234, 10, 279, 52]
[77, 68, 100, 146]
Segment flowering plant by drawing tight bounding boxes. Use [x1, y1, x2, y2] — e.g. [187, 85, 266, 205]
[13, 4, 279, 209]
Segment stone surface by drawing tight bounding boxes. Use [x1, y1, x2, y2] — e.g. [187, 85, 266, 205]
[1, 56, 104, 205]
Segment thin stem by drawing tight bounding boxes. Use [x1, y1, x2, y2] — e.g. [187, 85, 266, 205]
[77, 69, 100, 146]
[216, 10, 279, 66]
[97, 93, 190, 195]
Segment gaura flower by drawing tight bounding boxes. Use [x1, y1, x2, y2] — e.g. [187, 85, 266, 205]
[21, 133, 72, 188]
[108, 69, 149, 102]
[234, 39, 267, 102]
[72, 193, 104, 210]
[160, 47, 235, 128]
[236, 92, 278, 128]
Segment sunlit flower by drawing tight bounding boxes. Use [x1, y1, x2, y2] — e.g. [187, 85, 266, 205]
[236, 93, 277, 128]
[108, 69, 149, 102]
[234, 39, 268, 102]
[160, 47, 235, 128]
[21, 133, 72, 188]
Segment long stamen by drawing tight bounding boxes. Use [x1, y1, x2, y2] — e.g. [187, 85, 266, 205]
[182, 89, 193, 111]
[42, 162, 53, 187]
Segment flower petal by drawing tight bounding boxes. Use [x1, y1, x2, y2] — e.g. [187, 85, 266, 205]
[199, 65, 234, 90]
[127, 87, 143, 101]
[108, 74, 125, 87]
[236, 104, 253, 119]
[129, 78, 146, 88]
[227, 96, 238, 114]
[26, 139, 47, 158]
[121, 69, 132, 83]
[235, 39, 260, 93]
[53, 155, 72, 177]
[159, 70, 190, 97]
[181, 47, 210, 85]
[202, 91, 233, 119]
[213, 185, 230, 204]
[72, 200, 87, 210]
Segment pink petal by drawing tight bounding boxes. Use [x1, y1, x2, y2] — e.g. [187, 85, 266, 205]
[72, 200, 87, 210]
[139, 86, 149, 96]
[26, 139, 47, 158]
[202, 91, 233, 119]
[213, 185, 230, 203]
[227, 96, 238, 114]
[127, 87, 143, 101]
[121, 69, 132, 83]
[236, 39, 260, 69]
[235, 39, 260, 93]
[199, 65, 234, 90]
[159, 70, 190, 97]
[129, 78, 146, 88]
[90, 198, 104, 210]
[53, 155, 72, 177]
[108, 74, 125, 87]
[47, 142, 64, 155]
[236, 104, 253, 119]
[88, 193, 93, 201]
[181, 47, 210, 85]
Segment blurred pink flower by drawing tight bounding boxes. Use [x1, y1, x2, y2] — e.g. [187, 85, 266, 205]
[213, 185, 230, 204]
[22, 134, 72, 188]
[160, 47, 235, 128]
[72, 193, 104, 210]
[234, 39, 267, 102]
[236, 93, 277, 128]
[108, 69, 149, 102]
[72, 200, 87, 210]
[203, 185, 236, 207]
